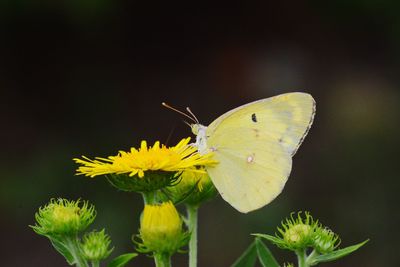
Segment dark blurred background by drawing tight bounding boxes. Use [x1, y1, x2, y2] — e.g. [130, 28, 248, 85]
[1, 1, 399, 266]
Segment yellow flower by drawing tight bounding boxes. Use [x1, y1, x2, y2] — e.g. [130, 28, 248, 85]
[74, 137, 216, 178]
[138, 201, 189, 254]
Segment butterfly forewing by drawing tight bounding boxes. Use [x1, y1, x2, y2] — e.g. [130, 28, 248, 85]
[207, 92, 315, 156]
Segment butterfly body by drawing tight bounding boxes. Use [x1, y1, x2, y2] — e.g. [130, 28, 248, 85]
[190, 92, 315, 213]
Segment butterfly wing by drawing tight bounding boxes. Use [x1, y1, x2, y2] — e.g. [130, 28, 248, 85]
[207, 92, 316, 156]
[206, 135, 292, 213]
[205, 92, 315, 212]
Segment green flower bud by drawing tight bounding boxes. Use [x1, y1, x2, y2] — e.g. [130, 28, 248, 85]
[259, 211, 318, 251]
[283, 223, 312, 245]
[276, 212, 316, 250]
[137, 201, 189, 255]
[159, 169, 217, 206]
[81, 229, 113, 261]
[32, 198, 96, 237]
[313, 227, 340, 254]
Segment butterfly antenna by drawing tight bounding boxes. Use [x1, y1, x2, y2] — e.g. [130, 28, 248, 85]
[164, 123, 176, 146]
[162, 102, 197, 123]
[186, 107, 199, 123]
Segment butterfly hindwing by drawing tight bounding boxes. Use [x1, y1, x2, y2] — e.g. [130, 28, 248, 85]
[206, 131, 292, 213]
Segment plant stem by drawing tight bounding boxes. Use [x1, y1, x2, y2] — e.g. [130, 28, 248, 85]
[91, 261, 100, 267]
[305, 249, 318, 266]
[296, 249, 308, 267]
[142, 191, 156, 205]
[187, 205, 198, 267]
[64, 236, 89, 267]
[154, 253, 171, 267]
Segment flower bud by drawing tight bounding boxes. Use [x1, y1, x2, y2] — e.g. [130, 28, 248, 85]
[276, 212, 316, 250]
[313, 227, 340, 254]
[138, 201, 188, 254]
[160, 170, 217, 206]
[32, 198, 96, 237]
[81, 229, 113, 261]
[283, 223, 312, 245]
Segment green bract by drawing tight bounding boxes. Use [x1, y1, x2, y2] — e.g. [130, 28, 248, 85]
[107, 171, 180, 193]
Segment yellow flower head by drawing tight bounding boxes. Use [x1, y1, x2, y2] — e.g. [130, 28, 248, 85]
[138, 201, 189, 254]
[74, 137, 216, 178]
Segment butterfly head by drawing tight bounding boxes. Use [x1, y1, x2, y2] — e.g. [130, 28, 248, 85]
[191, 123, 208, 154]
[191, 123, 203, 135]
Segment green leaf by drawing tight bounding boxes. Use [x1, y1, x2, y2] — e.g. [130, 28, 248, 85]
[252, 234, 283, 244]
[255, 238, 280, 267]
[49, 237, 75, 265]
[308, 239, 369, 265]
[107, 253, 138, 267]
[231, 241, 258, 267]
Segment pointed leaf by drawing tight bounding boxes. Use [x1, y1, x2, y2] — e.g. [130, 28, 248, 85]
[107, 253, 138, 267]
[255, 238, 280, 267]
[309, 240, 369, 265]
[231, 241, 257, 267]
[252, 234, 283, 244]
[49, 237, 75, 265]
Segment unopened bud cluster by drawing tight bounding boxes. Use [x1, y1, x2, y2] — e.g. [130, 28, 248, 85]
[268, 212, 340, 253]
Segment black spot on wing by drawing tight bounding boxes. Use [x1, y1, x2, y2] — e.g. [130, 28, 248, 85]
[251, 113, 257, 122]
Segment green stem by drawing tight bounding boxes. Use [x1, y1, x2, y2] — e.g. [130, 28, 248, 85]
[91, 261, 100, 267]
[187, 205, 198, 267]
[296, 249, 308, 267]
[64, 236, 89, 267]
[142, 191, 156, 205]
[154, 253, 171, 267]
[305, 249, 318, 266]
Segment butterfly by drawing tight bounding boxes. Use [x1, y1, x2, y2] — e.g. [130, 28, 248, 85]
[164, 92, 315, 213]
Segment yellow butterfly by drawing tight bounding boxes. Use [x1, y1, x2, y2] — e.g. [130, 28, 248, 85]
[164, 92, 315, 213]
